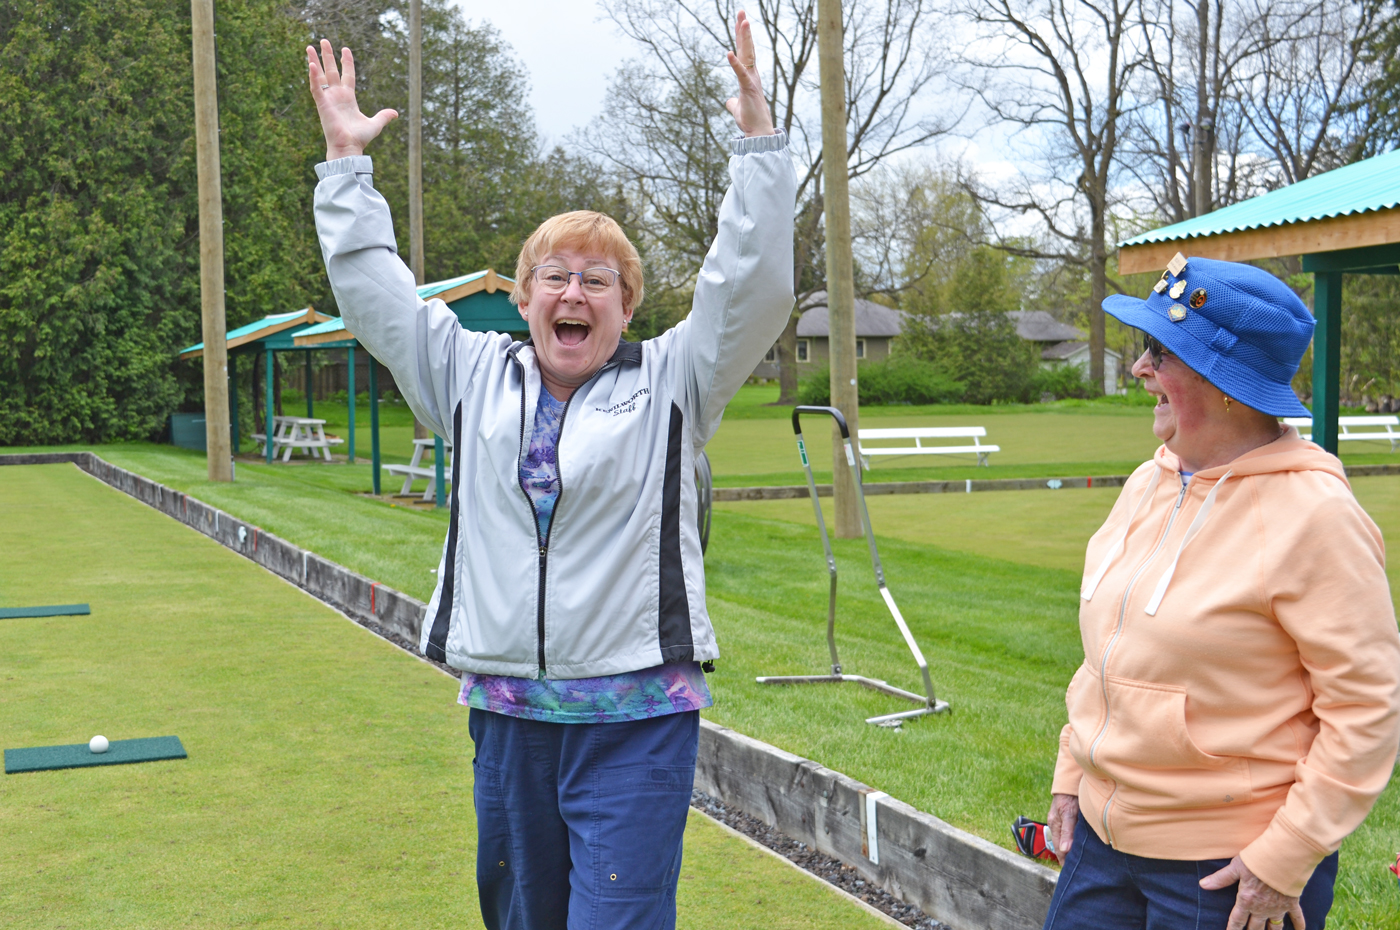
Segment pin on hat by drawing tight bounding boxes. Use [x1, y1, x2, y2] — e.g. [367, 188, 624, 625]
[1168, 279, 1187, 299]
[1169, 303, 1188, 322]
[1166, 252, 1188, 276]
[1189, 287, 1207, 309]
[1153, 272, 1170, 294]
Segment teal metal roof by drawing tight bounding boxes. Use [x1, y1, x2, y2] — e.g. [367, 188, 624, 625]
[296, 317, 346, 338]
[1120, 149, 1400, 248]
[417, 270, 515, 300]
[180, 309, 312, 356]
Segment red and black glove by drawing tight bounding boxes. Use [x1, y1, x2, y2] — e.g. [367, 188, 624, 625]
[1012, 816, 1057, 862]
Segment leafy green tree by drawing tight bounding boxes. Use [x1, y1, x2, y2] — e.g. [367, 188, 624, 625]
[0, 0, 327, 445]
[896, 246, 1038, 404]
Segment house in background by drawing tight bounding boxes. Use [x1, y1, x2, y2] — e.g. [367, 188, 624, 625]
[751, 291, 904, 379]
[752, 299, 1123, 393]
[1040, 340, 1123, 395]
[1008, 310, 1122, 394]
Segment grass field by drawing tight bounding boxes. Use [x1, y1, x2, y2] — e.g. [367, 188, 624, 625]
[6, 403, 1400, 926]
[256, 384, 1400, 489]
[0, 464, 890, 929]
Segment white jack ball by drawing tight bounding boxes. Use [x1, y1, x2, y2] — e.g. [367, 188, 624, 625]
[89, 735, 109, 754]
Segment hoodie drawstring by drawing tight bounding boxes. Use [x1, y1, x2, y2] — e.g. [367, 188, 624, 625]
[1081, 466, 1162, 601]
[1143, 470, 1235, 616]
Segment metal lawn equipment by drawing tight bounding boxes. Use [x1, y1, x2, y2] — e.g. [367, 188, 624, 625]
[755, 406, 950, 726]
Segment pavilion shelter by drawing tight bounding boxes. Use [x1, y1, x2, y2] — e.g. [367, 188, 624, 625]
[179, 307, 335, 465]
[292, 269, 522, 501]
[1118, 149, 1400, 453]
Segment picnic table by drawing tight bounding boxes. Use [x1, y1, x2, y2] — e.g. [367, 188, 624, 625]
[252, 416, 343, 463]
[383, 438, 453, 501]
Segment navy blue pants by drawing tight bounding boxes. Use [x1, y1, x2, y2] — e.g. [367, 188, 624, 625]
[469, 708, 699, 930]
[1044, 815, 1338, 930]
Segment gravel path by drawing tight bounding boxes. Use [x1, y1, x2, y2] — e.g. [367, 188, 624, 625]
[690, 791, 950, 929]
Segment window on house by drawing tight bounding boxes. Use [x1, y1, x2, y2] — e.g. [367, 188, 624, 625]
[796, 339, 809, 362]
[763, 345, 777, 363]
[856, 338, 866, 359]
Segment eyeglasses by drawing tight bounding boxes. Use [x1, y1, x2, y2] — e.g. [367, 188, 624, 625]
[1143, 334, 1173, 371]
[530, 265, 620, 296]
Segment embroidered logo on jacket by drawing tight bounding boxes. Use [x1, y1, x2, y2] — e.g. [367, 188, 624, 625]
[595, 388, 651, 417]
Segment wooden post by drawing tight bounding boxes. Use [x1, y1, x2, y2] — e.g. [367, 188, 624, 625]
[1312, 271, 1342, 454]
[305, 351, 314, 418]
[191, 0, 232, 482]
[347, 345, 356, 463]
[817, 0, 861, 539]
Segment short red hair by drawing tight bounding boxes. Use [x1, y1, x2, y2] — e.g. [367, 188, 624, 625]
[511, 211, 644, 313]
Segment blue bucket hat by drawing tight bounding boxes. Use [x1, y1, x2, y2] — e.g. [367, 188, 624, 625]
[1103, 254, 1315, 417]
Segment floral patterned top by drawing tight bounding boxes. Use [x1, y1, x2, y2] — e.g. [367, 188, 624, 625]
[459, 385, 713, 724]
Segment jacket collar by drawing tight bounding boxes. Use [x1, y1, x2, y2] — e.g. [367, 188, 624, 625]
[507, 337, 643, 369]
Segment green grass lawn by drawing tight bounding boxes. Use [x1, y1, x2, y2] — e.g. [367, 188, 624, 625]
[703, 384, 1400, 487]
[6, 423, 1398, 927]
[0, 463, 890, 929]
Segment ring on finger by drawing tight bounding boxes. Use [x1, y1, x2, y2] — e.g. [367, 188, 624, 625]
[320, 84, 330, 90]
[1265, 920, 1283, 928]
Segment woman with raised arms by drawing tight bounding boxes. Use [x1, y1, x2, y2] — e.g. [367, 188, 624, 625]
[306, 13, 794, 929]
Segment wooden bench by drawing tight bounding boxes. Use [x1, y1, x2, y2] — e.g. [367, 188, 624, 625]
[1283, 415, 1399, 452]
[382, 437, 453, 501]
[857, 427, 1000, 468]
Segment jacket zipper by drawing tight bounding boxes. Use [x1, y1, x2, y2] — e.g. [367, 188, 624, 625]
[1089, 478, 1189, 846]
[512, 358, 615, 679]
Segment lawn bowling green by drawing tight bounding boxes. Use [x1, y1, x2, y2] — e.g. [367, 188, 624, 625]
[0, 464, 893, 930]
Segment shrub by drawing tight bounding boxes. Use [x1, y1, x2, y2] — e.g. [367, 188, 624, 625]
[1032, 363, 1098, 401]
[797, 356, 965, 406]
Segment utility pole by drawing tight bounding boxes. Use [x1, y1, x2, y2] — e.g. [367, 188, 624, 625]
[191, 0, 232, 482]
[1192, 0, 1212, 218]
[408, 0, 431, 448]
[409, 0, 425, 286]
[817, 0, 860, 539]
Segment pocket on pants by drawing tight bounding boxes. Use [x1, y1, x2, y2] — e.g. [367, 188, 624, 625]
[590, 762, 695, 894]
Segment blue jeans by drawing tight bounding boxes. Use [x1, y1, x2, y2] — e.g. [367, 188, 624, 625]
[469, 708, 699, 930]
[1044, 815, 1338, 930]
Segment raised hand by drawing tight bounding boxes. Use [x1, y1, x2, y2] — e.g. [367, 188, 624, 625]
[307, 40, 398, 161]
[725, 10, 775, 137]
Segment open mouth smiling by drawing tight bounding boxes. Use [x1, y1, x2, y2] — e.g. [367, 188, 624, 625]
[554, 318, 591, 347]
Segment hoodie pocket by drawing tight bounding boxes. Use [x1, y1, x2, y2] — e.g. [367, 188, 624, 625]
[1097, 676, 1252, 810]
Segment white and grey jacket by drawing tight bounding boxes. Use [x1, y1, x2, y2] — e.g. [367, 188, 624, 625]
[313, 133, 796, 679]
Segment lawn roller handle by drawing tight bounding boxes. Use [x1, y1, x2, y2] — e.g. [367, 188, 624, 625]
[792, 406, 843, 675]
[791, 406, 945, 716]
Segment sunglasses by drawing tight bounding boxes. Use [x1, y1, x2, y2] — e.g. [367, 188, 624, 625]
[1143, 334, 1173, 371]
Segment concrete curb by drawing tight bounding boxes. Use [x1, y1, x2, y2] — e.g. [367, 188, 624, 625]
[714, 461, 1400, 501]
[1, 452, 1058, 929]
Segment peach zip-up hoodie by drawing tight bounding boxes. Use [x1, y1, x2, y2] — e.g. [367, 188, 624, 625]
[1053, 427, 1400, 896]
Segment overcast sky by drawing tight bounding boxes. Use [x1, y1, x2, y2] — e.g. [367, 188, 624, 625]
[450, 0, 636, 146]
[446, 0, 1028, 199]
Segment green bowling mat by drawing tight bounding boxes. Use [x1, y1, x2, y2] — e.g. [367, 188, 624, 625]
[0, 604, 90, 619]
[5, 736, 186, 774]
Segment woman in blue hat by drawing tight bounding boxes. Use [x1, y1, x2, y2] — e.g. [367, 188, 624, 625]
[1042, 256, 1400, 930]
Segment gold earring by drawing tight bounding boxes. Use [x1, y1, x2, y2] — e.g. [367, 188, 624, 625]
[1224, 396, 1232, 411]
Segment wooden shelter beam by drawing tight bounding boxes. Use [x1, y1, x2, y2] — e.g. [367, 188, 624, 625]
[1119, 207, 1400, 274]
